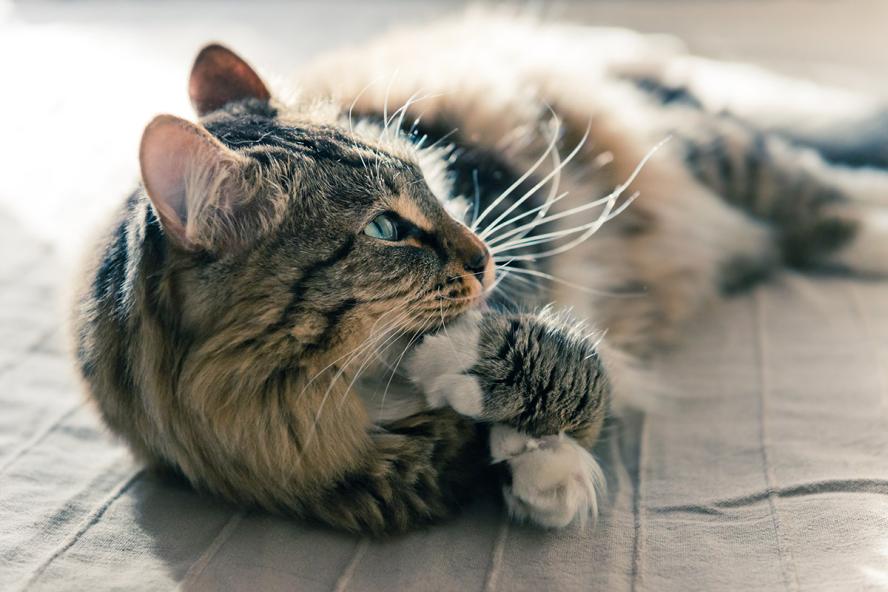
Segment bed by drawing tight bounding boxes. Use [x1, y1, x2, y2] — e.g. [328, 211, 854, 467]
[2, 2, 887, 590]
[3, 199, 886, 590]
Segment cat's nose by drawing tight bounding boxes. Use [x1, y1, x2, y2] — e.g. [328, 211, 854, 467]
[463, 248, 490, 278]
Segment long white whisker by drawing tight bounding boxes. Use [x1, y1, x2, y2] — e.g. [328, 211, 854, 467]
[482, 190, 571, 243]
[379, 69, 399, 139]
[481, 121, 589, 241]
[426, 128, 459, 151]
[488, 137, 670, 256]
[526, 104, 566, 232]
[388, 89, 422, 131]
[486, 191, 615, 248]
[471, 115, 562, 231]
[497, 265, 645, 298]
[336, 323, 411, 411]
[491, 191, 638, 253]
[493, 190, 640, 262]
[348, 76, 384, 133]
[294, 306, 405, 401]
[470, 169, 481, 225]
[378, 319, 430, 414]
[478, 116, 563, 238]
[390, 91, 445, 139]
[296, 309, 413, 463]
[511, 118, 564, 241]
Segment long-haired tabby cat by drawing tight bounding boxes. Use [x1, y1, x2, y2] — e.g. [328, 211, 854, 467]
[72, 14, 888, 534]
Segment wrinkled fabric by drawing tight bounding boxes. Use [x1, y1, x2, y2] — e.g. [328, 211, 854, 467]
[1, 198, 886, 591]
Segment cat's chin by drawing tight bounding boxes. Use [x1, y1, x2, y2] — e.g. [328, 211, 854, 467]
[442, 297, 489, 325]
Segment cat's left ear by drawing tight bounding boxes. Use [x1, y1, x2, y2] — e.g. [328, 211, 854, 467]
[189, 44, 271, 116]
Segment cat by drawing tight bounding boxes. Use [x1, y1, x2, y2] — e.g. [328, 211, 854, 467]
[71, 13, 888, 535]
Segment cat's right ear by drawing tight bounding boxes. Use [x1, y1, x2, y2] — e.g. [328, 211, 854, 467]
[189, 44, 271, 116]
[139, 114, 245, 251]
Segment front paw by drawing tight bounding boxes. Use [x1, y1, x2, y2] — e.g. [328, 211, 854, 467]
[490, 425, 605, 529]
[406, 312, 486, 417]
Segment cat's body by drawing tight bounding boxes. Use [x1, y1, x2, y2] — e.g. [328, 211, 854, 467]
[72, 14, 888, 534]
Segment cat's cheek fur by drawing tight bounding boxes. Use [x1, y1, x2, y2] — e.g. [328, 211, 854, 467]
[490, 425, 605, 529]
[406, 311, 486, 417]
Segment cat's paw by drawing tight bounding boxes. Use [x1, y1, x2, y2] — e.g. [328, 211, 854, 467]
[826, 208, 888, 277]
[490, 425, 605, 529]
[405, 312, 486, 417]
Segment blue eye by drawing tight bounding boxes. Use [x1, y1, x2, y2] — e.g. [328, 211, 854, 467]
[364, 213, 400, 241]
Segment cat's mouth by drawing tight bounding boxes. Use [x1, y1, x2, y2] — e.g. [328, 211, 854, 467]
[405, 253, 495, 328]
[431, 272, 492, 318]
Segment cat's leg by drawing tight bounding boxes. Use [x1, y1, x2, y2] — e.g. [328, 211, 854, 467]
[407, 310, 613, 528]
[301, 408, 493, 534]
[488, 425, 605, 528]
[408, 310, 610, 436]
[615, 53, 888, 169]
[673, 112, 888, 276]
[614, 61, 888, 276]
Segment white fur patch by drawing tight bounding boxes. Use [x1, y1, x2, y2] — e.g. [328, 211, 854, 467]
[427, 374, 484, 417]
[490, 425, 606, 529]
[829, 209, 888, 277]
[405, 312, 485, 417]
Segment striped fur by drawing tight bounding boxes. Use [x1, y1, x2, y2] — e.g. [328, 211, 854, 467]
[72, 14, 888, 534]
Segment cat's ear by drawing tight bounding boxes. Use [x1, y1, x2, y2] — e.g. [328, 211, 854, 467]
[189, 44, 271, 116]
[139, 114, 246, 251]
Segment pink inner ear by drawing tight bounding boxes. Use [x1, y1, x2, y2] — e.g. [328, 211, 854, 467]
[139, 115, 234, 249]
[189, 44, 270, 116]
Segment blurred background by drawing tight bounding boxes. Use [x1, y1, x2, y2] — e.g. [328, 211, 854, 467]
[1, 0, 887, 259]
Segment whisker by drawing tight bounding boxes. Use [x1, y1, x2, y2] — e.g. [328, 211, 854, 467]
[380, 69, 400, 139]
[409, 114, 423, 136]
[506, 114, 564, 241]
[493, 189, 638, 262]
[471, 168, 481, 226]
[294, 306, 405, 401]
[425, 128, 459, 151]
[387, 89, 422, 132]
[335, 323, 412, 412]
[471, 115, 562, 231]
[491, 191, 638, 253]
[486, 191, 615, 248]
[496, 265, 647, 298]
[296, 308, 415, 463]
[487, 136, 670, 259]
[377, 317, 432, 414]
[481, 119, 590, 241]
[414, 133, 430, 149]
[348, 75, 384, 134]
[390, 91, 446, 139]
[482, 190, 571, 243]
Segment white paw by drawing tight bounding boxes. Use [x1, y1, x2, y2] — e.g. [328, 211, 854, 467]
[406, 312, 485, 417]
[490, 425, 605, 529]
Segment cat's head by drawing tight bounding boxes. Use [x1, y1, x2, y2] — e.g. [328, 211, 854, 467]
[139, 44, 494, 362]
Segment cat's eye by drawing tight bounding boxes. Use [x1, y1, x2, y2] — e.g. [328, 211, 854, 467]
[364, 213, 400, 241]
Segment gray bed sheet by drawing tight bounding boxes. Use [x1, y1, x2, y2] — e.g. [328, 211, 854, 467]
[2, 199, 887, 591]
[3, 2, 888, 590]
